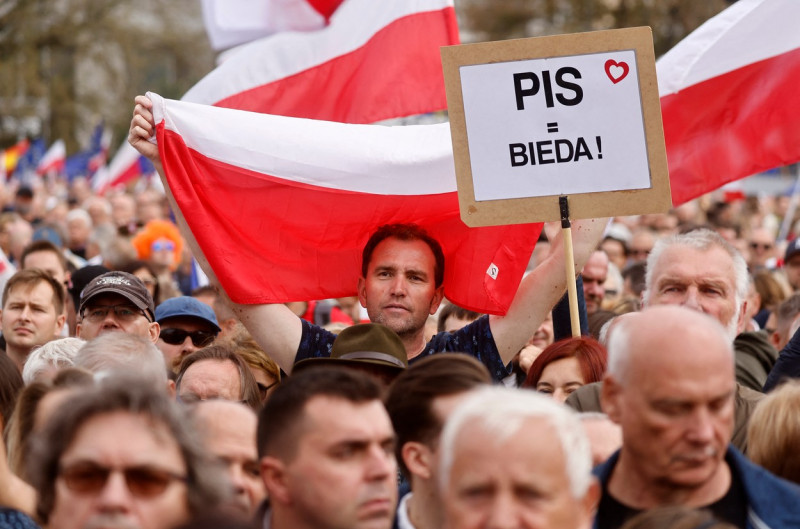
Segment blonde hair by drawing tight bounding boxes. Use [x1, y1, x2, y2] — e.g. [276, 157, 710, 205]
[747, 381, 800, 484]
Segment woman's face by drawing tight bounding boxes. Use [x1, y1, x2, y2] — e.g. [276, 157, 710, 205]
[536, 357, 585, 403]
[150, 238, 176, 269]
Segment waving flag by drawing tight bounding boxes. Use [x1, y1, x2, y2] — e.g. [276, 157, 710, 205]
[94, 142, 155, 194]
[201, 0, 345, 51]
[150, 93, 539, 314]
[65, 123, 111, 182]
[1, 140, 29, 180]
[11, 138, 46, 184]
[659, 0, 800, 205]
[183, 0, 459, 124]
[37, 139, 66, 176]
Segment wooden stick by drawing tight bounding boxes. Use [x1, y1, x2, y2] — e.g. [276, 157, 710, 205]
[560, 196, 581, 338]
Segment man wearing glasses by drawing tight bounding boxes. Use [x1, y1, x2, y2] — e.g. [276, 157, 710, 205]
[28, 380, 228, 529]
[154, 296, 220, 370]
[76, 271, 160, 343]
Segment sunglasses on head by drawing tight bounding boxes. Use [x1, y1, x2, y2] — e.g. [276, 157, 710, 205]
[59, 461, 187, 498]
[159, 328, 216, 347]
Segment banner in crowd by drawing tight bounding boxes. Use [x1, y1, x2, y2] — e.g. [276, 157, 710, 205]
[150, 93, 540, 314]
[183, 0, 459, 124]
[658, 0, 800, 205]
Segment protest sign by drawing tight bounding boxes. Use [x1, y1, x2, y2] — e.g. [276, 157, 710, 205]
[442, 27, 670, 226]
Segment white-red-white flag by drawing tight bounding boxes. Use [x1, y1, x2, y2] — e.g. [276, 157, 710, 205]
[150, 93, 540, 314]
[201, 0, 345, 51]
[658, 0, 800, 205]
[36, 139, 66, 176]
[184, 0, 459, 124]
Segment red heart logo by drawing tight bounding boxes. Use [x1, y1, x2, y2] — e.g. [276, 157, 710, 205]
[605, 60, 629, 84]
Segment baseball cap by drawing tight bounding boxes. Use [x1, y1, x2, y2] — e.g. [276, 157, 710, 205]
[155, 296, 221, 333]
[786, 239, 800, 263]
[79, 271, 155, 320]
[293, 323, 407, 375]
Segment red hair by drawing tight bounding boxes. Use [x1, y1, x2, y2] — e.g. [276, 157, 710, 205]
[523, 336, 608, 389]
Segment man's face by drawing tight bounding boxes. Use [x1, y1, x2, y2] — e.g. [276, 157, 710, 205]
[48, 411, 190, 529]
[645, 245, 743, 338]
[156, 317, 218, 369]
[272, 396, 397, 529]
[444, 418, 596, 529]
[785, 255, 800, 291]
[195, 401, 265, 515]
[582, 251, 608, 315]
[603, 314, 735, 492]
[177, 359, 242, 403]
[22, 250, 68, 287]
[358, 238, 443, 340]
[77, 293, 159, 342]
[1, 281, 64, 356]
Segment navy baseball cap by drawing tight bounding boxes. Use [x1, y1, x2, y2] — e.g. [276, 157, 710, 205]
[155, 296, 221, 333]
[786, 239, 800, 263]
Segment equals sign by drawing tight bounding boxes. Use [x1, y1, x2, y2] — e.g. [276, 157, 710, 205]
[547, 122, 559, 133]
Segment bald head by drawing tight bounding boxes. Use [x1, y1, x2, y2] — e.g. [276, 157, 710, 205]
[607, 306, 733, 385]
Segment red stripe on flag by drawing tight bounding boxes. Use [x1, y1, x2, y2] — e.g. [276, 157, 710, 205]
[663, 47, 800, 206]
[213, 8, 459, 123]
[158, 124, 539, 315]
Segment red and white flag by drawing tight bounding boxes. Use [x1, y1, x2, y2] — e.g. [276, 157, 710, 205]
[36, 139, 66, 176]
[201, 0, 344, 51]
[658, 0, 800, 205]
[149, 93, 540, 314]
[184, 0, 459, 124]
[93, 142, 156, 194]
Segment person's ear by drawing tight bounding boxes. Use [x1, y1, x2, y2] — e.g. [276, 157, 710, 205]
[401, 442, 434, 480]
[429, 286, 444, 315]
[149, 321, 161, 343]
[357, 276, 368, 308]
[260, 457, 290, 504]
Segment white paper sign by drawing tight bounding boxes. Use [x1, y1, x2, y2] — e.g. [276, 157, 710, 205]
[459, 50, 651, 201]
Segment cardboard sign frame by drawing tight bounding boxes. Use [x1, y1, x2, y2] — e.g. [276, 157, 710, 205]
[441, 26, 671, 226]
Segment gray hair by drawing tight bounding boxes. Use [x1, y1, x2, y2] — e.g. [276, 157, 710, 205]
[28, 378, 228, 523]
[22, 338, 85, 385]
[65, 208, 92, 228]
[438, 386, 592, 498]
[642, 229, 748, 309]
[75, 333, 168, 388]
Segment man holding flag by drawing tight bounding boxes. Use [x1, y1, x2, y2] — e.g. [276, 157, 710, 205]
[129, 94, 607, 380]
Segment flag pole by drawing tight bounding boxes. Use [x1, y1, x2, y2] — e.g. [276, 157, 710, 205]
[559, 196, 581, 338]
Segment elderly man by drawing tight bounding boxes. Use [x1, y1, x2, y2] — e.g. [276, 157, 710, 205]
[439, 385, 599, 529]
[76, 271, 160, 343]
[27, 380, 227, 529]
[256, 367, 397, 529]
[173, 346, 261, 410]
[155, 296, 220, 370]
[567, 230, 770, 448]
[192, 400, 266, 516]
[1, 269, 66, 372]
[596, 306, 800, 529]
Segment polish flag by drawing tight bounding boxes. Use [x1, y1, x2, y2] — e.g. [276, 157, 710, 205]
[183, 0, 459, 124]
[95, 142, 155, 194]
[36, 139, 66, 176]
[658, 0, 800, 206]
[201, 0, 345, 51]
[149, 93, 540, 314]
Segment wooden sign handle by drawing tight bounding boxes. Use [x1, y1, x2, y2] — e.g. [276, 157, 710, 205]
[560, 196, 581, 338]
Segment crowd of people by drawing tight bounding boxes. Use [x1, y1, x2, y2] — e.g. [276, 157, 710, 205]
[0, 97, 797, 529]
